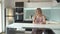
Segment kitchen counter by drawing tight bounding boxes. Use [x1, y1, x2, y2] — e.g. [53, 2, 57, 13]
[6, 22, 60, 34]
[7, 23, 60, 29]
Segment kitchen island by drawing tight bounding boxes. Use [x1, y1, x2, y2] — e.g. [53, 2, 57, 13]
[6, 23, 60, 34]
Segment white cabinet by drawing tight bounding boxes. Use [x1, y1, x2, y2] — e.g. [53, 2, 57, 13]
[15, 0, 28, 2]
[30, 0, 52, 2]
[24, 2, 53, 8]
[15, 0, 52, 2]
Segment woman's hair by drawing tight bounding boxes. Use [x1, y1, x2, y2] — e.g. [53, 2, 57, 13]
[36, 8, 42, 14]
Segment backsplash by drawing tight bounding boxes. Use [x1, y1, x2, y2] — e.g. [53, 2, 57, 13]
[50, 9, 60, 22]
[24, 8, 60, 22]
[24, 10, 35, 19]
[24, 8, 51, 21]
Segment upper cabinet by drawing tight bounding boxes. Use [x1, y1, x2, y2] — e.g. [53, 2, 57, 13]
[15, 0, 52, 2]
[5, 0, 57, 8]
[24, 2, 53, 8]
[15, 0, 28, 2]
[30, 0, 52, 2]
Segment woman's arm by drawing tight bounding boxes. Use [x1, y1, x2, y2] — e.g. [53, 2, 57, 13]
[33, 16, 36, 24]
[42, 16, 46, 24]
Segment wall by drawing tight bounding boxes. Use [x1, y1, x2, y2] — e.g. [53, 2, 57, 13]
[0, 3, 2, 33]
[5, 0, 15, 8]
[24, 7, 60, 22]
[24, 8, 51, 20]
[50, 8, 60, 22]
[2, 0, 5, 32]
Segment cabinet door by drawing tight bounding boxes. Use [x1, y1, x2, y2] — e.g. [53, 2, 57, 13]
[30, 0, 52, 2]
[15, 0, 28, 2]
[7, 28, 16, 34]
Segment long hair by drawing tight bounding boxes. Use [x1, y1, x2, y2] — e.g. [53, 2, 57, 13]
[36, 8, 42, 14]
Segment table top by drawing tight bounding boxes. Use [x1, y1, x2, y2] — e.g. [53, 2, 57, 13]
[7, 23, 60, 30]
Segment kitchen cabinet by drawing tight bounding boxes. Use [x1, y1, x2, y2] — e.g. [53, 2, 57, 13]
[15, 0, 52, 2]
[6, 23, 60, 34]
[7, 28, 16, 34]
[15, 0, 28, 2]
[30, 0, 52, 2]
[11, 0, 52, 2]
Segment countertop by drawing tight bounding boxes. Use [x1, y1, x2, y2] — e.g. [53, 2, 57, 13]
[7, 22, 60, 30]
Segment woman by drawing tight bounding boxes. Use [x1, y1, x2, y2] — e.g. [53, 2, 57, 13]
[32, 8, 55, 34]
[33, 8, 46, 24]
[32, 8, 46, 34]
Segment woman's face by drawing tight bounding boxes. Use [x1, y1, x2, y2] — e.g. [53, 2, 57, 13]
[36, 10, 41, 15]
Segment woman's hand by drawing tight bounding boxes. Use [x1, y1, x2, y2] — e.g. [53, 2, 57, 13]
[39, 22, 46, 24]
[42, 22, 46, 24]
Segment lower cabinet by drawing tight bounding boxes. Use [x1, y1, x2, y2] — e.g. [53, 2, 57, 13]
[7, 28, 25, 34]
[7, 28, 16, 34]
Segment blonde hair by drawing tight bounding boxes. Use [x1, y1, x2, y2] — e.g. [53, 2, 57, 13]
[36, 8, 42, 14]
